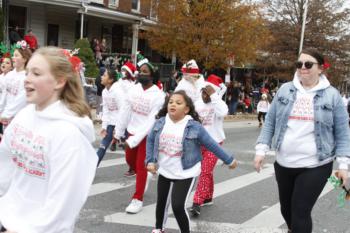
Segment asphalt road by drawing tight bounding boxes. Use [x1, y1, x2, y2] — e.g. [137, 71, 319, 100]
[75, 120, 350, 233]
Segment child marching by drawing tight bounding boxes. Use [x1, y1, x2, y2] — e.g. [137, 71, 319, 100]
[190, 74, 229, 216]
[146, 90, 237, 233]
[96, 68, 123, 166]
[0, 41, 32, 128]
[0, 46, 97, 233]
[114, 54, 165, 214]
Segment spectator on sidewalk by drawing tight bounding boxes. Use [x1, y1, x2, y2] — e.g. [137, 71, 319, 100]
[9, 26, 21, 45]
[24, 29, 38, 52]
[256, 93, 270, 127]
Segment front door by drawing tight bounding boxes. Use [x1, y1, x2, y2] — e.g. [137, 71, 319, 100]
[47, 24, 59, 46]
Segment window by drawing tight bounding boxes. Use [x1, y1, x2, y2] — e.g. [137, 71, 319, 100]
[109, 0, 118, 7]
[131, 0, 140, 12]
[150, 0, 159, 19]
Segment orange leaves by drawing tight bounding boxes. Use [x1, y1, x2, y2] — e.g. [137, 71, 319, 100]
[145, 0, 270, 69]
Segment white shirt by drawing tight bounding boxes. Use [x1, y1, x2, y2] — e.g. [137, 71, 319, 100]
[158, 115, 201, 179]
[0, 101, 97, 233]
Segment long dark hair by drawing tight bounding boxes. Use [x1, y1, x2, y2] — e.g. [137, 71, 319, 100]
[156, 90, 201, 122]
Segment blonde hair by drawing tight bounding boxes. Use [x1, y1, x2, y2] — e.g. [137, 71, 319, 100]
[33, 46, 91, 118]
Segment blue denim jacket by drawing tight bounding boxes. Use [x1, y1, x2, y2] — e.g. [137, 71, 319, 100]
[146, 117, 234, 169]
[257, 82, 350, 161]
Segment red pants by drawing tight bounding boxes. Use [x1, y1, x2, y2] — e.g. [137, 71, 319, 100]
[193, 142, 222, 205]
[125, 135, 147, 201]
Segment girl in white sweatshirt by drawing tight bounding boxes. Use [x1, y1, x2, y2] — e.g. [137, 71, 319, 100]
[256, 93, 270, 127]
[1, 41, 32, 128]
[114, 58, 165, 214]
[0, 57, 13, 135]
[96, 68, 123, 166]
[0, 47, 97, 233]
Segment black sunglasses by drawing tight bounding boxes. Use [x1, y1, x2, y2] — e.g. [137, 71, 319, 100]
[295, 61, 318, 69]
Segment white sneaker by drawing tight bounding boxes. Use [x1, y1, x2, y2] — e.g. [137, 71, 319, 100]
[151, 229, 164, 233]
[144, 171, 153, 193]
[125, 199, 143, 214]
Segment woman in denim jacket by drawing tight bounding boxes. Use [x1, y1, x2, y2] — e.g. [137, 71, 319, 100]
[254, 49, 350, 233]
[146, 90, 237, 233]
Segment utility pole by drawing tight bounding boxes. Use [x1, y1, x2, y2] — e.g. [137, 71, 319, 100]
[299, 0, 309, 54]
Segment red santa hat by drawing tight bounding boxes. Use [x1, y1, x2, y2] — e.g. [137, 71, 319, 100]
[205, 74, 223, 92]
[121, 61, 137, 77]
[181, 59, 200, 74]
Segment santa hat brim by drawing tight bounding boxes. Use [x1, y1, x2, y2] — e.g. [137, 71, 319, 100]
[122, 65, 135, 77]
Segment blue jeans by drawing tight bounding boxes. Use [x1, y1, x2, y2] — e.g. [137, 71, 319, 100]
[229, 100, 238, 114]
[97, 125, 115, 166]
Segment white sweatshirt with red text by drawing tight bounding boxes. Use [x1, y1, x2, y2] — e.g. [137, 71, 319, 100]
[0, 101, 97, 233]
[1, 69, 27, 119]
[114, 83, 165, 148]
[195, 93, 228, 143]
[101, 82, 124, 129]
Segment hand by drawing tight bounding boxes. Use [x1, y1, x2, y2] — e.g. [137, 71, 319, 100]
[335, 170, 348, 186]
[100, 129, 107, 137]
[204, 85, 216, 96]
[147, 163, 157, 174]
[254, 155, 265, 173]
[228, 160, 238, 169]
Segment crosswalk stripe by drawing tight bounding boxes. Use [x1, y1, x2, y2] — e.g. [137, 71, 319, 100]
[98, 157, 256, 170]
[104, 164, 276, 231]
[240, 177, 334, 228]
[89, 181, 135, 196]
[98, 157, 126, 168]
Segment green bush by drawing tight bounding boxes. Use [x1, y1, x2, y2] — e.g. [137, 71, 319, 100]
[74, 38, 98, 78]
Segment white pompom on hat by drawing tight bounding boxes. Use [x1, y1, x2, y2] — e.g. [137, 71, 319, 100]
[121, 61, 137, 77]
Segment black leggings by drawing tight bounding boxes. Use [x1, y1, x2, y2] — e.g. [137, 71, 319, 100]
[258, 112, 267, 123]
[155, 174, 195, 233]
[274, 161, 333, 233]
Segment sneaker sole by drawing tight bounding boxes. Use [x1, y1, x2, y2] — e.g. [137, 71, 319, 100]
[201, 202, 213, 207]
[124, 174, 136, 177]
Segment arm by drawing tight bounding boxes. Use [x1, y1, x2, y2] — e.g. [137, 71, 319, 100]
[218, 83, 227, 98]
[0, 123, 16, 196]
[15, 143, 97, 233]
[333, 93, 350, 168]
[101, 93, 108, 130]
[210, 93, 228, 117]
[197, 124, 234, 165]
[126, 94, 165, 148]
[146, 123, 158, 165]
[114, 92, 132, 139]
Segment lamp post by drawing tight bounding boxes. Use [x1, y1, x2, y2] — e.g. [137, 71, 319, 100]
[299, 0, 309, 54]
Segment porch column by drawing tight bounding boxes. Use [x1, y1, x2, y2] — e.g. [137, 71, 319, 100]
[80, 13, 84, 39]
[171, 51, 176, 65]
[131, 23, 139, 66]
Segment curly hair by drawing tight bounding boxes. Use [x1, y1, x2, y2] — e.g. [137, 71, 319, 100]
[156, 90, 201, 122]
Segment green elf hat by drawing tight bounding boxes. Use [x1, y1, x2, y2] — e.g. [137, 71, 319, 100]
[136, 51, 156, 71]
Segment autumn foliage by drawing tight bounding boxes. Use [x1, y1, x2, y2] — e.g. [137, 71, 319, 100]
[144, 0, 271, 69]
